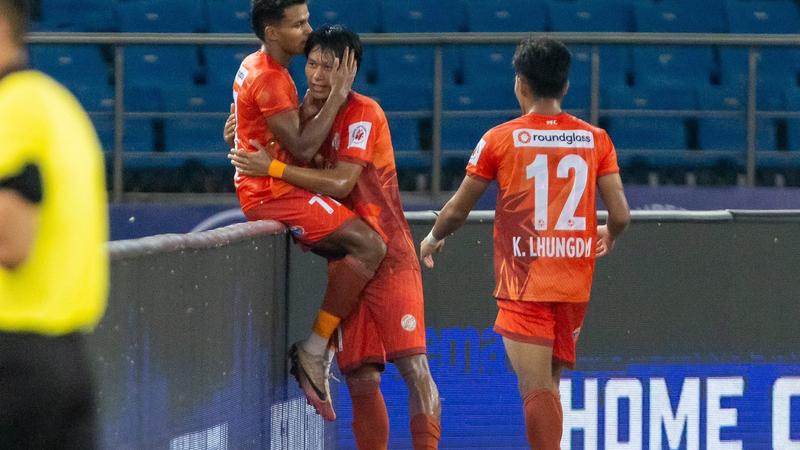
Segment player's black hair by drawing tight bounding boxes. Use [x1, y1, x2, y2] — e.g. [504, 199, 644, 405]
[0, 0, 29, 44]
[250, 0, 307, 42]
[512, 37, 571, 99]
[303, 24, 362, 72]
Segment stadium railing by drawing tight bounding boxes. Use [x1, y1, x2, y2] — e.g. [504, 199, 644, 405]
[26, 32, 800, 200]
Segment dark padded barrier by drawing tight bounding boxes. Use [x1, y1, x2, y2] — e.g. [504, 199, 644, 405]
[91, 221, 334, 449]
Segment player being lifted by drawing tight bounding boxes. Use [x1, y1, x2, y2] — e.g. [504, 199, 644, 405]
[420, 37, 630, 449]
[229, 0, 387, 418]
[229, 25, 442, 450]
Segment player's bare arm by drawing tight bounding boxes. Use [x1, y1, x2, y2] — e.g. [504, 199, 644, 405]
[0, 189, 38, 270]
[420, 175, 489, 268]
[230, 139, 363, 198]
[267, 47, 357, 164]
[223, 103, 236, 148]
[595, 173, 630, 257]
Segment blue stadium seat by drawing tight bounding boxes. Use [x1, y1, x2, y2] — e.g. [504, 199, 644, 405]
[387, 117, 430, 172]
[632, 46, 715, 88]
[602, 86, 692, 167]
[561, 83, 591, 117]
[443, 84, 516, 111]
[116, 0, 204, 33]
[634, 1, 726, 33]
[71, 84, 116, 113]
[203, 45, 260, 89]
[162, 86, 232, 113]
[38, 0, 115, 31]
[442, 116, 509, 151]
[718, 47, 800, 91]
[459, 45, 517, 88]
[92, 116, 158, 163]
[787, 87, 800, 151]
[163, 118, 227, 156]
[125, 46, 201, 89]
[206, 0, 251, 33]
[549, 1, 634, 32]
[464, 0, 546, 32]
[380, 0, 460, 33]
[28, 45, 109, 91]
[360, 83, 432, 112]
[725, 0, 800, 34]
[309, 0, 381, 33]
[696, 86, 777, 154]
[569, 45, 630, 89]
[374, 47, 435, 87]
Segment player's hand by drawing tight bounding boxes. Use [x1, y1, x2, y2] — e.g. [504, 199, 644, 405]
[223, 103, 236, 149]
[301, 89, 324, 121]
[228, 139, 275, 176]
[419, 232, 445, 269]
[328, 47, 357, 102]
[595, 224, 616, 258]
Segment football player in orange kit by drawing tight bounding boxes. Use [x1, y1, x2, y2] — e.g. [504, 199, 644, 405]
[420, 37, 630, 450]
[229, 0, 387, 419]
[229, 25, 441, 450]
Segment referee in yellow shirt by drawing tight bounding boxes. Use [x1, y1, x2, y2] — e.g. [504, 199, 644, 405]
[0, 0, 108, 448]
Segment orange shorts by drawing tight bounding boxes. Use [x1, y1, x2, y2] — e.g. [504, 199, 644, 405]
[335, 267, 427, 374]
[493, 299, 588, 369]
[244, 187, 357, 249]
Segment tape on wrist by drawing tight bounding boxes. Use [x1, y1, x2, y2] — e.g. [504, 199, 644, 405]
[268, 160, 286, 178]
[425, 230, 443, 245]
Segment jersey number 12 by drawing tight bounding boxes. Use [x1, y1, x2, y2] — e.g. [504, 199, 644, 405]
[526, 154, 588, 231]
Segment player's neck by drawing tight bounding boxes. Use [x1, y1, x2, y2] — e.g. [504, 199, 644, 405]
[263, 42, 292, 68]
[0, 43, 25, 75]
[524, 98, 562, 117]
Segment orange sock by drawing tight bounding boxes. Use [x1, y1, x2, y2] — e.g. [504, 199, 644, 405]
[317, 256, 374, 333]
[523, 389, 562, 450]
[410, 414, 440, 450]
[351, 389, 389, 450]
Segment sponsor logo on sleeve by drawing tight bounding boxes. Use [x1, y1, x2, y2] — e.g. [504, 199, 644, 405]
[235, 65, 249, 87]
[468, 139, 487, 166]
[348, 121, 372, 150]
[512, 129, 595, 148]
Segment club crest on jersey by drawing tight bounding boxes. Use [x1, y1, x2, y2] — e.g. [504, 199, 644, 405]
[331, 132, 341, 151]
[235, 65, 248, 87]
[468, 139, 487, 166]
[513, 129, 595, 149]
[401, 314, 417, 332]
[348, 121, 372, 150]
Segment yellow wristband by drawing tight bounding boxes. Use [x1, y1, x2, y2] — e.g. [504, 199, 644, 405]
[268, 160, 286, 179]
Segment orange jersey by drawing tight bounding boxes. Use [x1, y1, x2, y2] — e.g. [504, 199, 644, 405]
[321, 92, 419, 272]
[466, 112, 620, 302]
[232, 50, 300, 212]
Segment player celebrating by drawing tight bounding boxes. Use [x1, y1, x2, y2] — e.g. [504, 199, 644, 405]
[230, 25, 442, 450]
[419, 37, 630, 449]
[232, 0, 387, 418]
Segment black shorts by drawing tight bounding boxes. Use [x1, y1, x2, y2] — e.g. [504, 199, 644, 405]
[0, 332, 96, 450]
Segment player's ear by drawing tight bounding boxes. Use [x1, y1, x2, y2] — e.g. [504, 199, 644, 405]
[264, 24, 277, 42]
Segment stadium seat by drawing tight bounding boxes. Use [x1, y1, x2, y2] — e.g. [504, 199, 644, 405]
[203, 45, 260, 89]
[28, 45, 109, 91]
[787, 87, 800, 151]
[602, 85, 693, 167]
[379, 0, 460, 33]
[308, 0, 381, 33]
[718, 47, 800, 91]
[696, 87, 778, 153]
[360, 83, 433, 112]
[387, 117, 430, 172]
[464, 0, 546, 32]
[124, 46, 201, 89]
[442, 116, 509, 151]
[116, 0, 204, 33]
[38, 0, 115, 31]
[561, 83, 591, 117]
[725, 0, 800, 34]
[443, 83, 517, 111]
[633, 1, 726, 33]
[459, 45, 517, 88]
[569, 45, 630, 89]
[162, 86, 231, 113]
[206, 0, 251, 33]
[71, 84, 116, 113]
[374, 47, 435, 87]
[92, 116, 158, 163]
[163, 118, 227, 156]
[632, 46, 716, 88]
[548, 1, 634, 32]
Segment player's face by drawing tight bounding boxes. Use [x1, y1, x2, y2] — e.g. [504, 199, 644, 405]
[305, 46, 335, 101]
[272, 4, 312, 56]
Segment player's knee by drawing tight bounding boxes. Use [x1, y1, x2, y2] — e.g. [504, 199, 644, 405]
[346, 366, 382, 397]
[396, 355, 436, 390]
